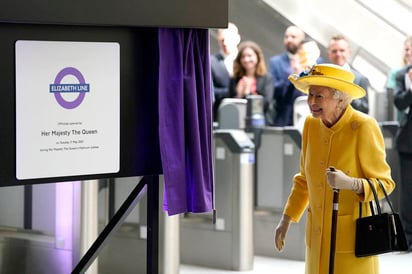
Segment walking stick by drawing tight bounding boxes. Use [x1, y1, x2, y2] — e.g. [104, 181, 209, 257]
[328, 167, 339, 274]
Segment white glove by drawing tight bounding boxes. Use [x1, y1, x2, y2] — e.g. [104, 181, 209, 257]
[326, 168, 353, 190]
[274, 215, 291, 252]
[326, 167, 363, 193]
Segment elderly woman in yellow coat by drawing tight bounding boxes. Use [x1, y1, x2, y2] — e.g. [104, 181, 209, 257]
[274, 64, 395, 274]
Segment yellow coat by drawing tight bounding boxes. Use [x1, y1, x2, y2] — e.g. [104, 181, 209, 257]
[283, 105, 395, 274]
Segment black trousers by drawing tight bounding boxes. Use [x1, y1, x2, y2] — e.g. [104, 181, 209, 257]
[399, 152, 412, 251]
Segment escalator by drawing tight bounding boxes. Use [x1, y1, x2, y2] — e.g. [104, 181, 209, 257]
[210, 0, 412, 120]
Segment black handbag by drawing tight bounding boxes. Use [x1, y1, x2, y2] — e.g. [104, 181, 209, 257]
[355, 179, 408, 257]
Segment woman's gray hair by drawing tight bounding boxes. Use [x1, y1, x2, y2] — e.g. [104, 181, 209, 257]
[332, 89, 352, 106]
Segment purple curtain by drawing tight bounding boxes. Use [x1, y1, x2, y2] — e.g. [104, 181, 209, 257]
[158, 28, 214, 216]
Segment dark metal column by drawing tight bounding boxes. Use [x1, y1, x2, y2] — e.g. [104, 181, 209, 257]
[147, 175, 159, 274]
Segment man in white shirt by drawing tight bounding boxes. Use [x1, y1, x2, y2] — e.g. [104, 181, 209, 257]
[210, 22, 241, 121]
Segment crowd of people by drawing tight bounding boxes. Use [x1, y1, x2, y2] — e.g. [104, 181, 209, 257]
[211, 23, 371, 126]
[210, 22, 412, 273]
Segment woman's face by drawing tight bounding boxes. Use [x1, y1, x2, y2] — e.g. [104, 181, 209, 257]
[240, 47, 258, 71]
[307, 85, 343, 127]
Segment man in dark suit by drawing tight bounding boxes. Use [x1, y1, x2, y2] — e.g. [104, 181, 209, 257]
[327, 34, 370, 114]
[394, 64, 412, 252]
[210, 22, 240, 122]
[269, 25, 306, 126]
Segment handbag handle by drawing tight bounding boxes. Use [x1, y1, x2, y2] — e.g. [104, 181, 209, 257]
[375, 179, 402, 239]
[359, 179, 381, 218]
[376, 179, 396, 215]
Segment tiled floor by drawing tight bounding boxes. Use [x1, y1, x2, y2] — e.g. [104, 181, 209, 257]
[180, 252, 412, 273]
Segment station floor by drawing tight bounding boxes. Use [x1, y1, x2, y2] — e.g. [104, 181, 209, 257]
[0, 225, 410, 273]
[180, 252, 412, 274]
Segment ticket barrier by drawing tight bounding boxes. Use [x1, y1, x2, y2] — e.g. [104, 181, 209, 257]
[217, 98, 247, 130]
[180, 130, 255, 271]
[253, 126, 306, 260]
[379, 121, 401, 212]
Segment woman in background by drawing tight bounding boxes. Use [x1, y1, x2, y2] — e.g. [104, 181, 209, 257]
[229, 40, 276, 126]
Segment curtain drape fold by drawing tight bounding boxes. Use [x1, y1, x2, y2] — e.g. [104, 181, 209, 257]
[158, 28, 214, 215]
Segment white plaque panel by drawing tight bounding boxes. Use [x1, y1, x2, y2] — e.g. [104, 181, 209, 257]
[15, 40, 120, 179]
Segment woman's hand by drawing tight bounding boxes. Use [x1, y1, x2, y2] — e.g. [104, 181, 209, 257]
[408, 67, 412, 82]
[290, 54, 303, 74]
[326, 167, 364, 193]
[236, 76, 252, 97]
[326, 168, 353, 190]
[274, 214, 291, 252]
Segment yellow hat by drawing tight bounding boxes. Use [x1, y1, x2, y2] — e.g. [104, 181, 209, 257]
[288, 63, 366, 99]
